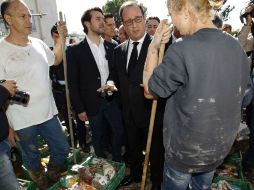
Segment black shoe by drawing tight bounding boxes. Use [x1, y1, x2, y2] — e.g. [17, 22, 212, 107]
[151, 183, 161, 190]
[120, 175, 141, 186]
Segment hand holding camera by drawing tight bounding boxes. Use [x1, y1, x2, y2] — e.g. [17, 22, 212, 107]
[0, 80, 17, 96]
[0, 79, 30, 105]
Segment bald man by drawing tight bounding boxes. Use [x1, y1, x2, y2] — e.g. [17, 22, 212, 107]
[0, 1, 69, 189]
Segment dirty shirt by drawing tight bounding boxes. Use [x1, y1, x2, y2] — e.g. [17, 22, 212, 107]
[148, 28, 249, 173]
[0, 37, 58, 131]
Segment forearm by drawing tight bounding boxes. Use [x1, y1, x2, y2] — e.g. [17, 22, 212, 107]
[238, 25, 252, 47]
[143, 45, 159, 99]
[53, 40, 64, 65]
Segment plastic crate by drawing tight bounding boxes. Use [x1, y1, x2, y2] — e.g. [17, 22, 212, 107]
[18, 178, 36, 190]
[81, 156, 126, 190]
[48, 156, 126, 190]
[224, 152, 242, 163]
[65, 148, 82, 166]
[21, 165, 32, 181]
[222, 152, 244, 180]
[213, 176, 253, 190]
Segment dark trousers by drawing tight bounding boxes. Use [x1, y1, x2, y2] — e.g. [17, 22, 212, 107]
[125, 111, 164, 184]
[244, 98, 254, 169]
[89, 99, 124, 162]
[75, 117, 88, 149]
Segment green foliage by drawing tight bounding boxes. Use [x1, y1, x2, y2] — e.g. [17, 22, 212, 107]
[102, 0, 147, 28]
[220, 5, 235, 21]
[102, 0, 127, 27]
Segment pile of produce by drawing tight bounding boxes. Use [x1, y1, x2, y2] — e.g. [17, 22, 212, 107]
[57, 157, 117, 190]
[215, 165, 239, 179]
[211, 180, 241, 190]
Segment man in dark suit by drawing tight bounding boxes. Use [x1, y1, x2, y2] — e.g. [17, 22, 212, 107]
[66, 7, 124, 162]
[111, 1, 164, 189]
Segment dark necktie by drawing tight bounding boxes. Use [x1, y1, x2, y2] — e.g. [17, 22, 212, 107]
[128, 42, 139, 74]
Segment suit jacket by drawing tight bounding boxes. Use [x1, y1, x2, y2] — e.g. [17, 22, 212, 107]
[66, 38, 116, 116]
[111, 34, 155, 128]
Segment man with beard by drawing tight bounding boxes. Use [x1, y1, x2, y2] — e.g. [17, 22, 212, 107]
[67, 7, 124, 162]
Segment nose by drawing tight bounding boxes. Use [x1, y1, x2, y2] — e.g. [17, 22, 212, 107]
[26, 15, 32, 24]
[132, 21, 137, 27]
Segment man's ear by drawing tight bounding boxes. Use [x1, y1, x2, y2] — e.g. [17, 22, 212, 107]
[4, 14, 11, 26]
[84, 21, 90, 30]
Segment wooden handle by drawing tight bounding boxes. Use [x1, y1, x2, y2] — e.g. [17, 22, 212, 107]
[58, 12, 77, 163]
[140, 43, 165, 190]
[59, 11, 63, 22]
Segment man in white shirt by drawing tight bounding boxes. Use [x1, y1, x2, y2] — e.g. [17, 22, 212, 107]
[0, 1, 69, 189]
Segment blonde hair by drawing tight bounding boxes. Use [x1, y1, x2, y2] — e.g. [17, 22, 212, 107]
[168, 0, 224, 23]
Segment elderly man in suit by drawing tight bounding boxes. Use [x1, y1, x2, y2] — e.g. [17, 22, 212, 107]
[110, 1, 165, 189]
[66, 7, 124, 162]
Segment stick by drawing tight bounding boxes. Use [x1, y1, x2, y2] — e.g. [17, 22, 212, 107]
[140, 43, 165, 190]
[59, 12, 76, 163]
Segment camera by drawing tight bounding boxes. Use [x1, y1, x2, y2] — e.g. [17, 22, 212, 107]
[10, 90, 30, 105]
[240, 0, 254, 23]
[0, 79, 30, 105]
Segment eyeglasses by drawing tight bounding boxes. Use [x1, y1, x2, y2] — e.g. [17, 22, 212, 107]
[123, 16, 143, 26]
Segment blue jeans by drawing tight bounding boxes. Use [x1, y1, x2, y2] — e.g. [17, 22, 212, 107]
[0, 140, 21, 190]
[163, 163, 215, 190]
[89, 99, 124, 162]
[16, 115, 70, 170]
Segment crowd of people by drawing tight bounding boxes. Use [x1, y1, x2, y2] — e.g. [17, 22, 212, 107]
[0, 0, 253, 190]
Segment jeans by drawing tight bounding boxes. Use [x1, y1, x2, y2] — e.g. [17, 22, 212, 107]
[53, 90, 78, 147]
[16, 115, 70, 170]
[163, 163, 215, 190]
[89, 99, 124, 162]
[0, 140, 21, 190]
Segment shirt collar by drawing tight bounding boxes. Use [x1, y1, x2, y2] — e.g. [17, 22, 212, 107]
[86, 35, 104, 47]
[129, 32, 147, 45]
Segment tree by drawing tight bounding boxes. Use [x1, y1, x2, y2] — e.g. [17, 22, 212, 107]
[220, 5, 235, 21]
[102, 0, 147, 28]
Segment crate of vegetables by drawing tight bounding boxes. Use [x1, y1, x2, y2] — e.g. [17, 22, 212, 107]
[212, 176, 253, 190]
[215, 152, 244, 180]
[48, 156, 125, 190]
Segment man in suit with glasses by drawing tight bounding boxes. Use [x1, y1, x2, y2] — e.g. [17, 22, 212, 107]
[110, 1, 165, 189]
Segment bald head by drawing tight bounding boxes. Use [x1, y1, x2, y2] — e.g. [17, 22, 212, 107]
[1, 0, 27, 25]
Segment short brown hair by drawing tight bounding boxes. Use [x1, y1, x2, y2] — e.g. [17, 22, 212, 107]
[81, 7, 103, 34]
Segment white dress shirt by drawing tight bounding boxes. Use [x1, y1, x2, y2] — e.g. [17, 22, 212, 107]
[86, 36, 109, 86]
